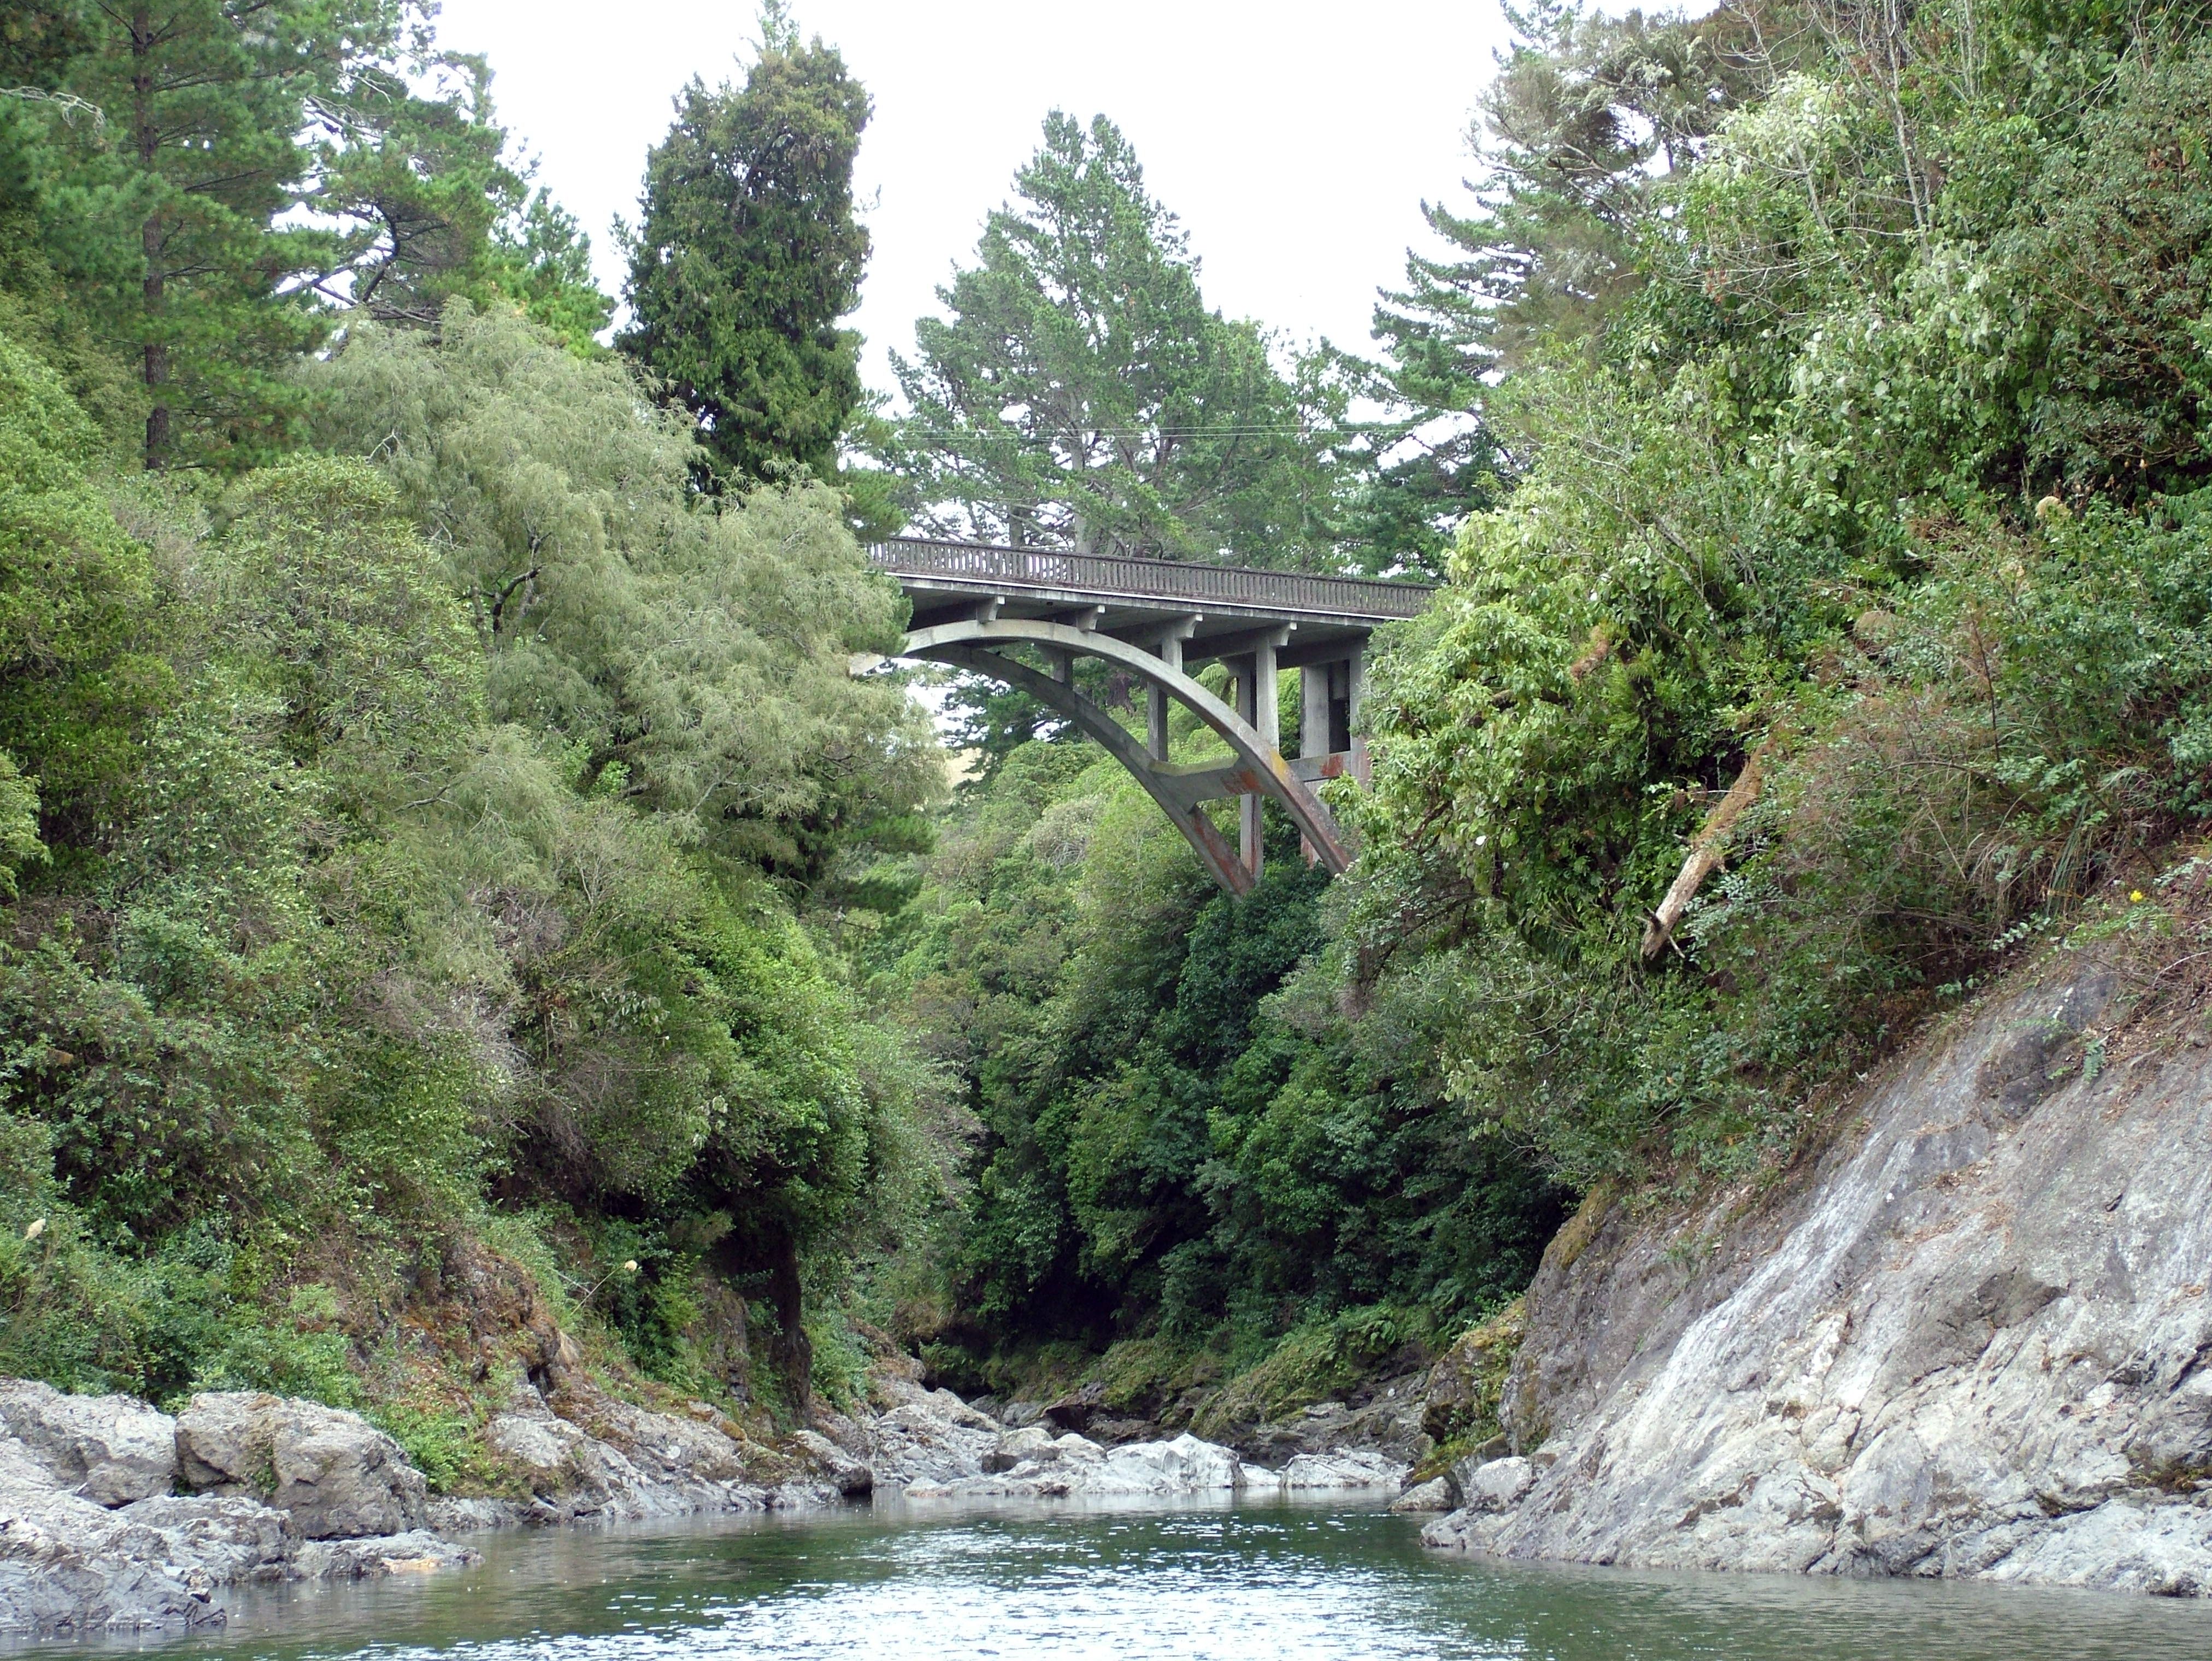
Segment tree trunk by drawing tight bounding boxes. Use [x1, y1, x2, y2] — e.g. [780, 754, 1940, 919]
[766, 1230, 813, 1417]
[1639, 740, 1774, 964]
[133, 6, 168, 469]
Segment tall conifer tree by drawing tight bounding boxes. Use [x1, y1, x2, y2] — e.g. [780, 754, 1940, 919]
[55, 0, 419, 467]
[619, 3, 870, 488]
[886, 112, 1337, 568]
[1346, 1, 1769, 571]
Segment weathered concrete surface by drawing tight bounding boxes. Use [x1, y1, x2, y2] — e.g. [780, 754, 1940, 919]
[1424, 962, 2212, 1596]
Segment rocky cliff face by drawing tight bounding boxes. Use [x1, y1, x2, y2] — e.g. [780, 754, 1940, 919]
[1425, 957, 2212, 1597]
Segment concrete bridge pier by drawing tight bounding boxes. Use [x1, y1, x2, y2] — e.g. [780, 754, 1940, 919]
[1229, 631, 1287, 876]
[1295, 652, 1365, 865]
[1144, 618, 1198, 762]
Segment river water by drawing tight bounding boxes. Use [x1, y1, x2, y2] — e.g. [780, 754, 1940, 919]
[86, 1499, 2212, 1660]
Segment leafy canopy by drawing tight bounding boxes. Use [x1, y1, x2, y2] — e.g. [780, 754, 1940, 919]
[309, 301, 941, 890]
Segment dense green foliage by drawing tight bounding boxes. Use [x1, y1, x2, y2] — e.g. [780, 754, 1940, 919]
[1344, 1, 1769, 574]
[620, 3, 874, 500]
[859, 0, 2212, 1384]
[865, 722, 1565, 1378]
[0, 298, 940, 1410]
[7, 0, 2210, 1442]
[0, 0, 951, 1431]
[42, 0, 403, 466]
[0, 0, 613, 470]
[1343, 0, 2212, 1187]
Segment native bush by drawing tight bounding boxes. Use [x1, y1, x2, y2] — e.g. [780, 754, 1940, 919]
[1348, 9, 2212, 1188]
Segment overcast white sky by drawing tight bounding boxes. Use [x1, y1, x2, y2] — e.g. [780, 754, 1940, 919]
[431, 0, 1516, 391]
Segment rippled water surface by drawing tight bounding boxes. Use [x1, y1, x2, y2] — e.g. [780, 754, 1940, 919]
[75, 1501, 2212, 1660]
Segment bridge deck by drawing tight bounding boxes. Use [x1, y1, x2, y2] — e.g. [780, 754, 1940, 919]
[869, 537, 1429, 665]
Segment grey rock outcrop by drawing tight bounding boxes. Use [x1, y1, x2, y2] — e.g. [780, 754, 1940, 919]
[866, 1377, 1410, 1502]
[295, 1529, 478, 1580]
[474, 1377, 848, 1523]
[1234, 1375, 1434, 1468]
[1422, 962, 2212, 1598]
[793, 1429, 873, 1497]
[981, 1424, 1058, 1472]
[1453, 1454, 1537, 1512]
[0, 1345, 869, 1631]
[0, 1428, 481, 1636]
[483, 1399, 766, 1522]
[0, 1447, 226, 1636]
[0, 1381, 177, 1506]
[857, 1375, 1006, 1487]
[175, 1393, 427, 1539]
[1392, 1476, 1455, 1513]
[903, 1429, 1275, 1499]
[1279, 1447, 1404, 1488]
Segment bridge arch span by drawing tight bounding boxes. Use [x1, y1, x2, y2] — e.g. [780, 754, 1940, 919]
[901, 617, 1351, 894]
[870, 536, 1430, 894]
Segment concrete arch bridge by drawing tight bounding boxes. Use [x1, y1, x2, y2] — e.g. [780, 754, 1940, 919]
[869, 537, 1434, 895]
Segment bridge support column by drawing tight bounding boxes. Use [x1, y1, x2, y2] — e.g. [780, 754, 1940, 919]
[1299, 662, 1332, 867]
[1348, 643, 1369, 784]
[1300, 663, 1331, 760]
[1145, 617, 1198, 762]
[1236, 636, 1283, 878]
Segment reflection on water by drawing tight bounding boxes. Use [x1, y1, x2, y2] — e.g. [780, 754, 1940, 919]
[44, 1499, 2212, 1661]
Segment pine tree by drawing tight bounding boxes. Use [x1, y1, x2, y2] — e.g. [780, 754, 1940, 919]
[1346, 1, 1770, 572]
[312, 54, 615, 352]
[886, 111, 1336, 568]
[311, 49, 516, 327]
[52, 0, 423, 468]
[480, 190, 614, 357]
[618, 2, 870, 487]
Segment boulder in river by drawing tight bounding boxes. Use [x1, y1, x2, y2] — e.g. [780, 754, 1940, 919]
[1043, 1382, 1106, 1434]
[793, 1429, 873, 1497]
[0, 1379, 177, 1506]
[1278, 1448, 1405, 1489]
[175, 1393, 427, 1540]
[1391, 1476, 1455, 1513]
[981, 1425, 1057, 1472]
[0, 1422, 483, 1636]
[1453, 1454, 1537, 1512]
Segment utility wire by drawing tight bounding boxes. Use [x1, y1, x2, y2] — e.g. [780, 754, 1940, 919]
[867, 420, 1471, 440]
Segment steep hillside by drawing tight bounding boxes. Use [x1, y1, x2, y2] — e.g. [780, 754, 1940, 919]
[1427, 928, 2212, 1594]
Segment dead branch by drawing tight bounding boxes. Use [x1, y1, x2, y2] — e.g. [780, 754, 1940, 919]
[1640, 737, 1778, 964]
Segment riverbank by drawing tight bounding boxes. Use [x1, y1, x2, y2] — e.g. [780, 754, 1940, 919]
[71, 1497, 2212, 1661]
[1420, 953, 2212, 1598]
[0, 1373, 861, 1635]
[17, 944, 2212, 1634]
[0, 1357, 1408, 1636]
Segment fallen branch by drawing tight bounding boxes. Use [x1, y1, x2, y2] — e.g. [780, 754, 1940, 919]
[2, 87, 104, 127]
[1640, 739, 1776, 964]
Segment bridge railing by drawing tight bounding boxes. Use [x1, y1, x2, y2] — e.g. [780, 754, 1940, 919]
[868, 536, 1431, 622]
